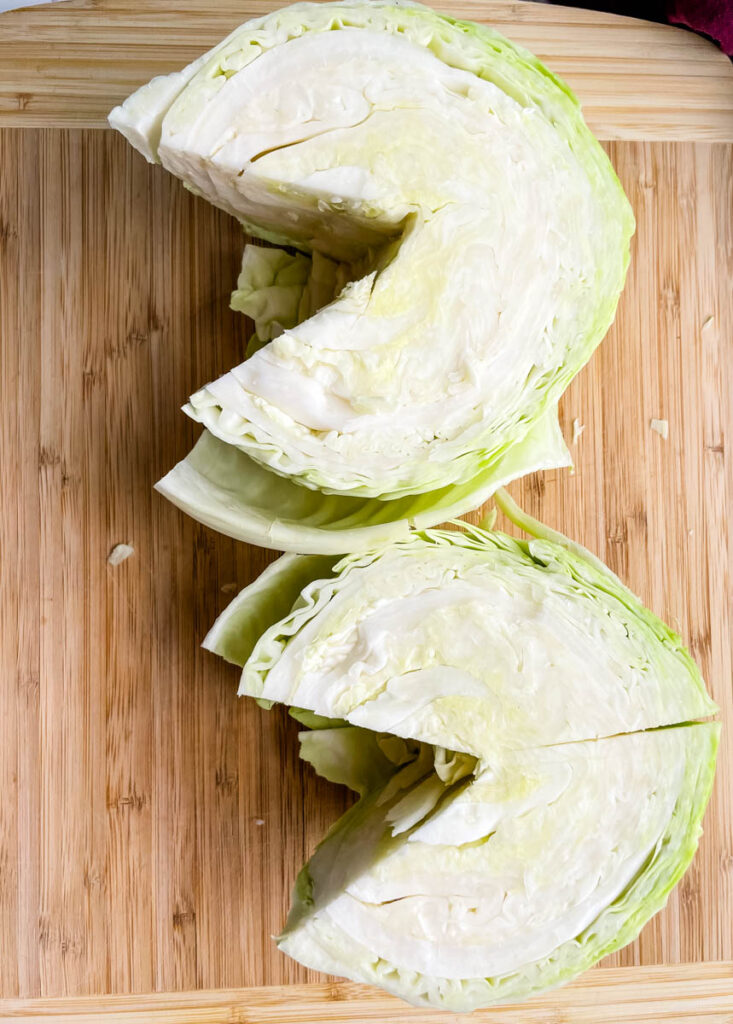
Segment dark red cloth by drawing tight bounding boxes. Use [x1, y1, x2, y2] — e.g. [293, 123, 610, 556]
[666, 0, 733, 55]
[548, 0, 733, 55]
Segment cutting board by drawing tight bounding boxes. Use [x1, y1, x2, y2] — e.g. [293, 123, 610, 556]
[0, 1, 732, 1020]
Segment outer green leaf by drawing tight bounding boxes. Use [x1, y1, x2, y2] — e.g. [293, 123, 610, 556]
[156, 406, 569, 554]
[298, 726, 410, 796]
[203, 551, 336, 666]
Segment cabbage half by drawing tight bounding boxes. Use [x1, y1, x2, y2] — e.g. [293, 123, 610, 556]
[110, 1, 633, 553]
[205, 512, 718, 1010]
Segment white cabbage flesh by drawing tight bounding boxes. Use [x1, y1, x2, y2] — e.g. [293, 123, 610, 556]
[110, 1, 632, 551]
[224, 529, 716, 756]
[281, 724, 717, 1009]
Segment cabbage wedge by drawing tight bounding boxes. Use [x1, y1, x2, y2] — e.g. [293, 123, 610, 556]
[204, 512, 718, 1010]
[110, 1, 633, 553]
[282, 724, 716, 1010]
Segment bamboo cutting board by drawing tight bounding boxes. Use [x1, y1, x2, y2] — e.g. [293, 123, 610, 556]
[0, 1, 732, 1020]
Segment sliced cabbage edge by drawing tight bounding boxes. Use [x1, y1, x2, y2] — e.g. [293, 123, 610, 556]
[203, 551, 337, 667]
[155, 404, 570, 555]
[230, 524, 717, 732]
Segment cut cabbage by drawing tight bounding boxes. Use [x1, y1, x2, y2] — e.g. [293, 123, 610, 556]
[282, 724, 717, 1010]
[209, 525, 716, 755]
[111, 0, 633, 553]
[204, 514, 718, 1009]
[155, 404, 569, 555]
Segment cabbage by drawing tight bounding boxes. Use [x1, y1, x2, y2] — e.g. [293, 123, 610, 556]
[154, 405, 568, 554]
[110, 0, 633, 553]
[282, 724, 717, 1010]
[204, 512, 718, 1009]
[209, 526, 716, 754]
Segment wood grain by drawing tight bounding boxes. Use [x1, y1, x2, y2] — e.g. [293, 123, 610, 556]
[1, 963, 733, 1023]
[0, 0, 732, 140]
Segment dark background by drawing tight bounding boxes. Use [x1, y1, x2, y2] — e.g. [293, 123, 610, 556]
[547, 0, 732, 54]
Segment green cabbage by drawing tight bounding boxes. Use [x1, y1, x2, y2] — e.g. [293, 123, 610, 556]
[154, 406, 568, 554]
[282, 723, 717, 1010]
[204, 512, 718, 1009]
[110, 0, 633, 553]
[210, 525, 715, 753]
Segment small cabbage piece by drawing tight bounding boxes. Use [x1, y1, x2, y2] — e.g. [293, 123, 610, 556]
[205, 518, 718, 1009]
[111, 0, 633, 553]
[298, 725, 425, 796]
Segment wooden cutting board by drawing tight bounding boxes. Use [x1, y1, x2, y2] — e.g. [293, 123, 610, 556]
[0, 1, 732, 1020]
